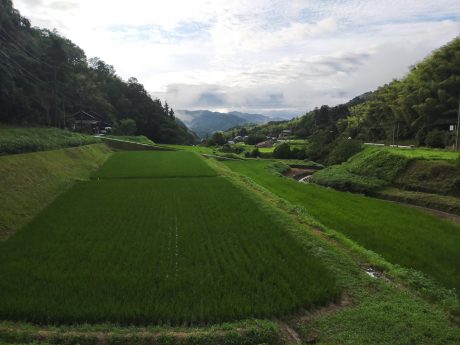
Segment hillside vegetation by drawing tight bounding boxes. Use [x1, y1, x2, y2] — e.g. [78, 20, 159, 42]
[226, 37, 460, 164]
[311, 146, 460, 213]
[0, 0, 193, 144]
[0, 127, 100, 155]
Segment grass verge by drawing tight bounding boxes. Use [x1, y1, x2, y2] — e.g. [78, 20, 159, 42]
[0, 127, 100, 155]
[0, 144, 112, 240]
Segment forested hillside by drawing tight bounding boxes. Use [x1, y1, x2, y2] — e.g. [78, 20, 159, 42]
[0, 0, 193, 144]
[231, 37, 460, 162]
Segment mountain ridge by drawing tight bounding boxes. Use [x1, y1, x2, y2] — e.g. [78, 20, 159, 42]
[175, 109, 285, 137]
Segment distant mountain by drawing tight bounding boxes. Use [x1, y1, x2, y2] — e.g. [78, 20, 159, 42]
[175, 110, 284, 137]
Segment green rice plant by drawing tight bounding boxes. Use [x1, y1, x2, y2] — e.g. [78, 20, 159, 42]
[0, 153, 338, 324]
[223, 159, 460, 291]
[93, 151, 217, 179]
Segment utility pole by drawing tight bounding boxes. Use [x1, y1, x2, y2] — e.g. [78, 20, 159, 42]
[392, 123, 396, 146]
[456, 95, 460, 150]
[53, 67, 58, 127]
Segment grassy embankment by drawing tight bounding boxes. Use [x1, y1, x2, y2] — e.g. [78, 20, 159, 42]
[311, 146, 460, 214]
[104, 135, 155, 146]
[222, 159, 460, 292]
[0, 151, 338, 325]
[0, 144, 112, 240]
[0, 127, 100, 155]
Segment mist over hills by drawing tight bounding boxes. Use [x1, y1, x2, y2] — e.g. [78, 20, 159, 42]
[175, 109, 286, 137]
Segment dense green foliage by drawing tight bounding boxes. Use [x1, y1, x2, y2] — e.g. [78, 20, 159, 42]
[0, 127, 100, 154]
[311, 147, 410, 193]
[327, 139, 363, 165]
[311, 146, 460, 198]
[0, 1, 193, 144]
[0, 151, 338, 324]
[94, 151, 217, 179]
[395, 160, 460, 197]
[222, 159, 460, 291]
[227, 37, 460, 163]
[0, 144, 111, 240]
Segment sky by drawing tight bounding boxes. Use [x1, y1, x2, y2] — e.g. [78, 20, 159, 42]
[13, 0, 460, 119]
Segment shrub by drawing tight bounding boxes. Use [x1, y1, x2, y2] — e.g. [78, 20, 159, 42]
[251, 148, 260, 158]
[425, 129, 446, 148]
[328, 139, 363, 165]
[114, 118, 137, 135]
[273, 143, 291, 159]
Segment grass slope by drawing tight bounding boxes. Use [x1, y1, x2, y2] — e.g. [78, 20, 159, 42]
[0, 144, 112, 240]
[0, 152, 338, 324]
[223, 159, 460, 291]
[0, 127, 100, 155]
[381, 145, 460, 160]
[93, 151, 217, 179]
[104, 135, 155, 145]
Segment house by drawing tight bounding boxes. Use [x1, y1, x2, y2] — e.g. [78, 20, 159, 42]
[255, 141, 273, 148]
[278, 129, 292, 139]
[233, 136, 244, 142]
[227, 141, 235, 145]
[68, 111, 112, 134]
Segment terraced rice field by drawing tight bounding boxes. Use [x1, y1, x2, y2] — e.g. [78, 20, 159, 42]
[0, 151, 338, 324]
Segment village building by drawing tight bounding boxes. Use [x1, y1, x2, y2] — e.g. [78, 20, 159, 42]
[68, 111, 112, 134]
[255, 141, 273, 148]
[278, 129, 292, 139]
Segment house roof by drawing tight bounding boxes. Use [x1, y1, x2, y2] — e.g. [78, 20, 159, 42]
[69, 111, 111, 126]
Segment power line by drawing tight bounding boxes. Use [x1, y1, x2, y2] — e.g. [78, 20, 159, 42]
[0, 49, 52, 90]
[0, 27, 54, 69]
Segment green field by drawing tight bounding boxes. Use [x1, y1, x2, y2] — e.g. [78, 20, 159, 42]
[222, 159, 460, 291]
[0, 151, 338, 324]
[93, 151, 217, 178]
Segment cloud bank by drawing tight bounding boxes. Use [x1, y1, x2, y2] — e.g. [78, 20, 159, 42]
[13, 0, 460, 118]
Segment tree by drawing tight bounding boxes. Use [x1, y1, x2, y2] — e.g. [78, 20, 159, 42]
[114, 118, 137, 135]
[207, 132, 226, 146]
[273, 143, 292, 159]
[328, 139, 363, 165]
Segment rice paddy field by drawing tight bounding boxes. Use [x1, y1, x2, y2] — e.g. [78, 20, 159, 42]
[0, 151, 338, 324]
[222, 159, 460, 291]
[93, 151, 217, 178]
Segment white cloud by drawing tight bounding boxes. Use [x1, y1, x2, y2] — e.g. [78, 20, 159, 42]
[12, 0, 460, 117]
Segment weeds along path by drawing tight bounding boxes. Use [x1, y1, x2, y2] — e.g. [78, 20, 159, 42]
[0, 150, 339, 325]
